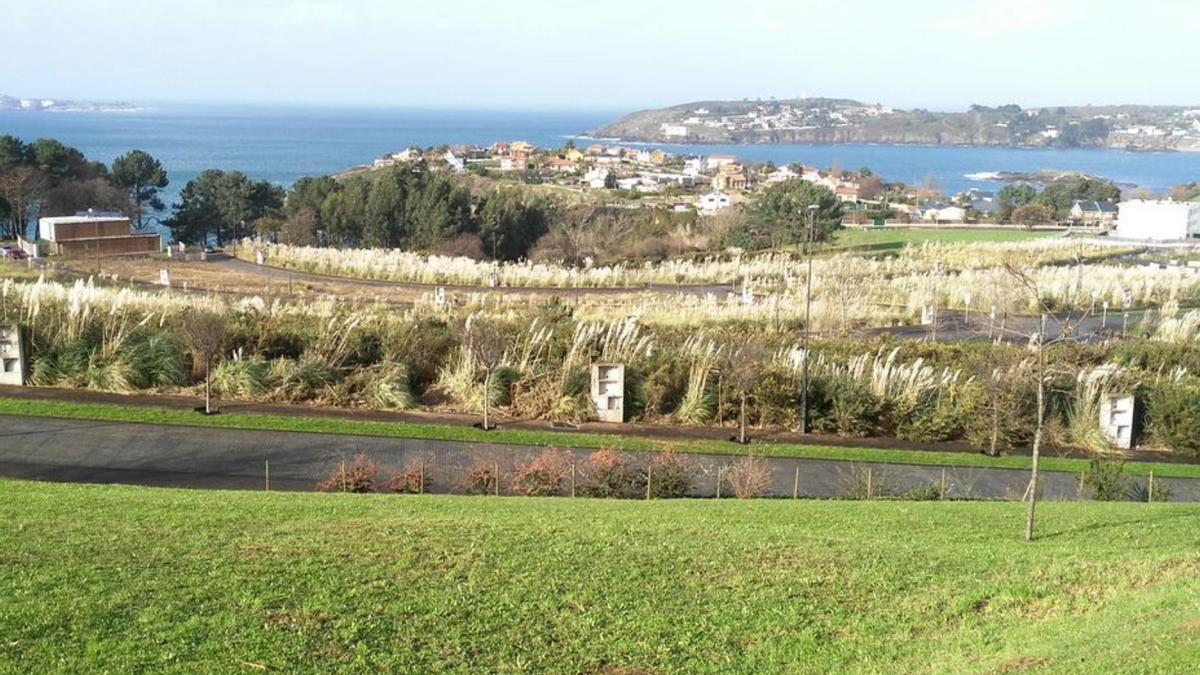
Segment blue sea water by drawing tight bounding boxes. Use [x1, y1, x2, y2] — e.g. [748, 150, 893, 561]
[3, 103, 1200, 213]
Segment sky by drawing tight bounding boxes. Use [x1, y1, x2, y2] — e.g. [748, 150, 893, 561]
[3, 0, 1199, 112]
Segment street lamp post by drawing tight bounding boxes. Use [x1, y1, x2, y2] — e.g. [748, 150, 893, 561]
[799, 203, 819, 435]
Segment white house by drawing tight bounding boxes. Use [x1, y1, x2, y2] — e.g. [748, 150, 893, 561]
[698, 191, 732, 214]
[584, 167, 612, 189]
[443, 151, 466, 173]
[922, 205, 967, 223]
[616, 177, 641, 191]
[766, 166, 800, 184]
[683, 157, 709, 176]
[1114, 200, 1200, 241]
[707, 155, 739, 170]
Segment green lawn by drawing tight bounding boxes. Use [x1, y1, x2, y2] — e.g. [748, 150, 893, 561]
[0, 260, 48, 281]
[3, 396, 1198, 479]
[1, 480, 1198, 672]
[833, 227, 1055, 253]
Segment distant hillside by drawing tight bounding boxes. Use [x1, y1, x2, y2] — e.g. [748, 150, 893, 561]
[0, 93, 140, 113]
[590, 98, 1200, 151]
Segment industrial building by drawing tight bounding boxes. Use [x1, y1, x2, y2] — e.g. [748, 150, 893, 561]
[1114, 200, 1200, 241]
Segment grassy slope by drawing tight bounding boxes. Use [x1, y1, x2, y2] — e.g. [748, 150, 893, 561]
[2, 480, 1199, 673]
[2, 396, 1198, 479]
[833, 228, 1055, 253]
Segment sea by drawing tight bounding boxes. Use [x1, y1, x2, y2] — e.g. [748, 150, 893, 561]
[4, 103, 1200, 219]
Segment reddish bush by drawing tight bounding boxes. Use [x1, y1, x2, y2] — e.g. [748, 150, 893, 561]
[579, 449, 639, 498]
[316, 454, 380, 493]
[387, 461, 427, 494]
[648, 450, 693, 499]
[725, 455, 773, 499]
[511, 448, 573, 497]
[461, 459, 501, 496]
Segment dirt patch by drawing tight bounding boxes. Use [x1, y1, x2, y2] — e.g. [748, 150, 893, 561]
[992, 655, 1052, 672]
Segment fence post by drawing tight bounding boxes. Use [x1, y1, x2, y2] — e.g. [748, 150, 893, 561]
[419, 459, 425, 495]
[792, 465, 800, 499]
[1148, 471, 1155, 503]
[715, 466, 722, 499]
[1078, 472, 1085, 499]
[939, 468, 947, 501]
[341, 458, 347, 493]
[646, 462, 653, 500]
[570, 461, 576, 498]
[265, 460, 269, 492]
[494, 461, 500, 496]
[866, 468, 873, 500]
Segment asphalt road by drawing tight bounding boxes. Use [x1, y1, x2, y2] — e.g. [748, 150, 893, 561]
[2, 416, 1194, 501]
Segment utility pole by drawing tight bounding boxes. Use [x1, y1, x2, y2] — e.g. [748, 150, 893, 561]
[799, 203, 819, 434]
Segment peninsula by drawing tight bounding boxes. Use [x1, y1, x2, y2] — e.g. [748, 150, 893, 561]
[590, 98, 1200, 151]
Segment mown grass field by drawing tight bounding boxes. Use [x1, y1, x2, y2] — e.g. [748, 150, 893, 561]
[2, 479, 1199, 673]
[3, 396, 1198, 479]
[833, 227, 1056, 252]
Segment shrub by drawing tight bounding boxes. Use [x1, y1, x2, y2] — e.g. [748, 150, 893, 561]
[1147, 380, 1200, 456]
[1126, 478, 1173, 503]
[1082, 459, 1127, 501]
[511, 449, 573, 497]
[815, 380, 885, 438]
[894, 397, 964, 443]
[725, 456, 773, 499]
[387, 461, 427, 494]
[461, 459, 500, 496]
[579, 449, 640, 498]
[316, 454, 379, 493]
[648, 450, 693, 498]
[837, 464, 890, 500]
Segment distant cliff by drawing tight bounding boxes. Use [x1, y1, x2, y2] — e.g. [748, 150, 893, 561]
[589, 98, 1200, 151]
[0, 94, 140, 113]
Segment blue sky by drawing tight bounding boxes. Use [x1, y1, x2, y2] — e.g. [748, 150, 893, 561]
[3, 0, 1197, 111]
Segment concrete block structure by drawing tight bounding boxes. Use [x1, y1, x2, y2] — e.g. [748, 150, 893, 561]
[590, 363, 625, 423]
[0, 324, 27, 386]
[1099, 394, 1137, 450]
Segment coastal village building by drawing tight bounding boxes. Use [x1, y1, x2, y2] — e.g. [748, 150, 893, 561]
[584, 167, 612, 189]
[766, 166, 800, 184]
[713, 164, 748, 191]
[707, 155, 739, 170]
[35, 213, 160, 257]
[921, 204, 967, 223]
[1114, 200, 1200, 241]
[698, 191, 732, 214]
[1070, 200, 1118, 227]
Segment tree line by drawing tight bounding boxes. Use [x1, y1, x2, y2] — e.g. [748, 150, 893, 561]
[245, 162, 553, 261]
[997, 176, 1122, 225]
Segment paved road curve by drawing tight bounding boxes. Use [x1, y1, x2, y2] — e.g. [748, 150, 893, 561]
[2, 416, 1196, 501]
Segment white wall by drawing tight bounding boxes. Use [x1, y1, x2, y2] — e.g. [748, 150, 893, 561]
[1115, 201, 1200, 241]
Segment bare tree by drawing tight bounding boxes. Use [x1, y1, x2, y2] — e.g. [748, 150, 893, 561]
[1000, 259, 1095, 542]
[0, 166, 49, 240]
[723, 340, 769, 444]
[463, 314, 510, 430]
[182, 311, 227, 415]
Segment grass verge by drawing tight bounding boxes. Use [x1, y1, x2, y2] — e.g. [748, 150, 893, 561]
[832, 227, 1055, 252]
[2, 480, 1199, 672]
[2, 396, 1198, 478]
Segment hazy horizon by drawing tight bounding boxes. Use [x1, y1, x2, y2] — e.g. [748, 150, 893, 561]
[4, 0, 1198, 111]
